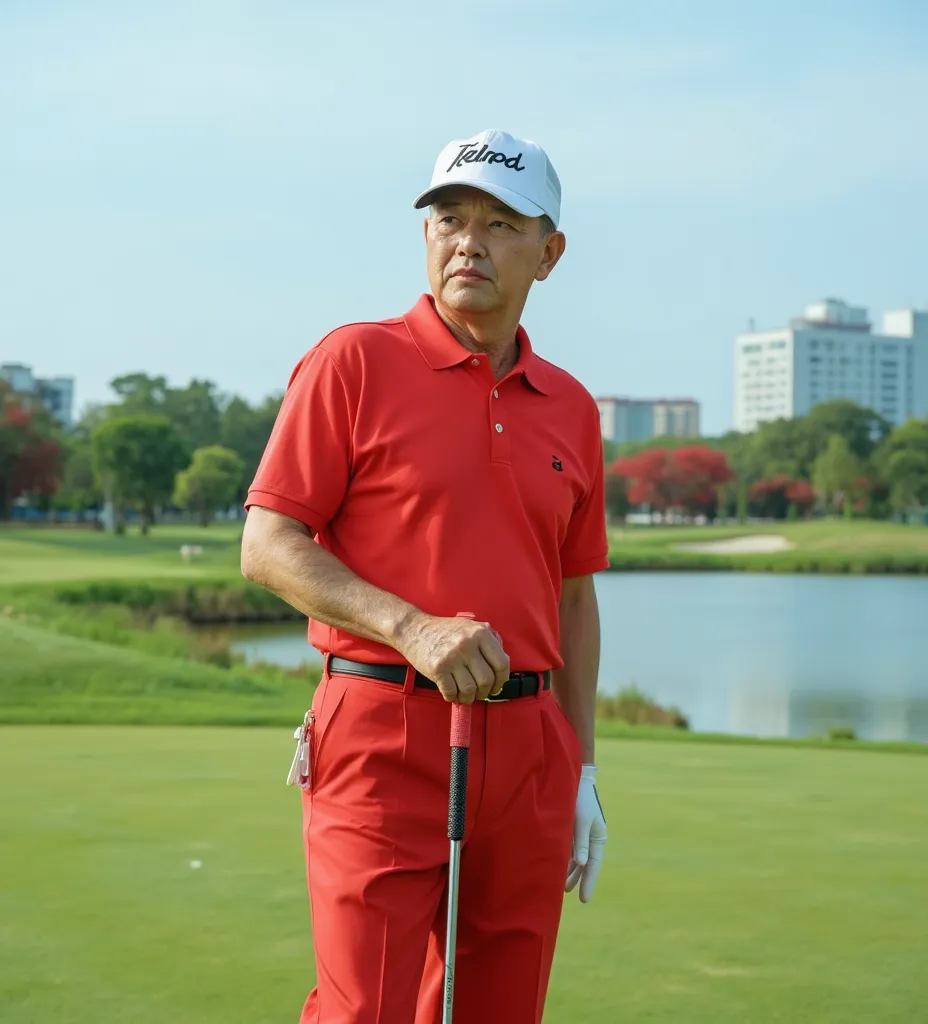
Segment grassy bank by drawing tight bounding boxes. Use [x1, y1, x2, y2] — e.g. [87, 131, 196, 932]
[608, 519, 928, 574]
[2, 726, 926, 1023]
[0, 614, 317, 725]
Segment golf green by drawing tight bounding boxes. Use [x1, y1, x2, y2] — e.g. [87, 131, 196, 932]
[2, 728, 926, 1022]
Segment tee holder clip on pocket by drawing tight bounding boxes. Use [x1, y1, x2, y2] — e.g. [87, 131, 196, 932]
[287, 709, 314, 789]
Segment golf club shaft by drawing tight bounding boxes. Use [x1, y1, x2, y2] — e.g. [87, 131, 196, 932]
[443, 837, 462, 1024]
[443, 702, 472, 1024]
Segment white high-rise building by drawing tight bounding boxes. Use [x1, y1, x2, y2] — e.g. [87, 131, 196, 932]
[734, 299, 928, 432]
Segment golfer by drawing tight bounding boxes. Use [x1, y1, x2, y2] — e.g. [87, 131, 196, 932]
[242, 128, 609, 1024]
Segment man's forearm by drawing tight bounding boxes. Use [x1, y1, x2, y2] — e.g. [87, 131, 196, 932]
[551, 576, 600, 764]
[241, 507, 422, 650]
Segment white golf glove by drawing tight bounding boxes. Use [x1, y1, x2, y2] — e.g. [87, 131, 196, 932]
[565, 764, 607, 903]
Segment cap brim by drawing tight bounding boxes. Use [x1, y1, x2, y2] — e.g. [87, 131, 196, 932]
[413, 179, 546, 219]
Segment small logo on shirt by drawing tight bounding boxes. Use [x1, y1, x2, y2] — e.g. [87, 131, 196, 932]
[552, 456, 563, 472]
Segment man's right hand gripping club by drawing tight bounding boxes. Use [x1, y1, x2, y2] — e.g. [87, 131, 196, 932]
[395, 612, 510, 703]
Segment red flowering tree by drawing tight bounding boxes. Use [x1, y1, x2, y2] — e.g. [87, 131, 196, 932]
[609, 448, 677, 511]
[748, 476, 815, 519]
[0, 384, 64, 518]
[786, 479, 815, 513]
[609, 446, 732, 517]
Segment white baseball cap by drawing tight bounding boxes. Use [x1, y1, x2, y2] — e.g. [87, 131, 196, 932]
[413, 128, 562, 228]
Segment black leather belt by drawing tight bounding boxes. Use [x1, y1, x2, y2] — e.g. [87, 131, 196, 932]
[328, 657, 550, 702]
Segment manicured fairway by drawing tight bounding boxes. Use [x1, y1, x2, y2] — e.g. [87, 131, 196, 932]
[2, 728, 926, 1023]
[2, 520, 928, 583]
[0, 524, 243, 584]
[608, 519, 928, 572]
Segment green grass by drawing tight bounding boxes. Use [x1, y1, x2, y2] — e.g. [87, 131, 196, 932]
[0, 523, 244, 584]
[4, 520, 928, 586]
[0, 615, 316, 725]
[2, 728, 926, 1023]
[609, 519, 928, 574]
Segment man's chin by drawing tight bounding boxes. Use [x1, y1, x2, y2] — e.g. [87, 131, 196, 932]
[441, 282, 498, 314]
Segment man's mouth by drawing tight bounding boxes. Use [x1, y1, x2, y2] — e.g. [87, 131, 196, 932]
[452, 268, 488, 281]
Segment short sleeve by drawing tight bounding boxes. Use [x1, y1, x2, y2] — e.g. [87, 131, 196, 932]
[245, 345, 353, 532]
[559, 431, 610, 577]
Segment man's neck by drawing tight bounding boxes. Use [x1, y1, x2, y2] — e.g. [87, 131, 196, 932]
[433, 302, 523, 380]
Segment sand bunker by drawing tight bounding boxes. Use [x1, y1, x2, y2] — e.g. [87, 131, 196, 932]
[673, 534, 795, 555]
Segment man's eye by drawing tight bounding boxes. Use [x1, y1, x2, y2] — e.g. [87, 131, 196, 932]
[490, 221, 513, 229]
[439, 216, 457, 225]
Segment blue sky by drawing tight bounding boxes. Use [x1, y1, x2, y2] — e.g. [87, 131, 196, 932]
[2, 0, 926, 435]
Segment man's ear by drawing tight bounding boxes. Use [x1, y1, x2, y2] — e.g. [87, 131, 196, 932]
[535, 231, 567, 282]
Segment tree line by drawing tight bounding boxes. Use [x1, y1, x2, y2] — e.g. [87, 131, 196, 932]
[0, 373, 282, 530]
[2, 377, 927, 529]
[603, 400, 928, 522]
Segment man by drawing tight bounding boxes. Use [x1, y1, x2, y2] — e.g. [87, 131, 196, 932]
[241, 128, 609, 1024]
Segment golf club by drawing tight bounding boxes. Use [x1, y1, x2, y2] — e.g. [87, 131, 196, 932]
[443, 699, 472, 1024]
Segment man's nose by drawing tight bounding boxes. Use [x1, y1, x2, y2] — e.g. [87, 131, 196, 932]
[456, 224, 487, 259]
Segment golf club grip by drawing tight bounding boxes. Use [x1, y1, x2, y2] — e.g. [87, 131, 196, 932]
[448, 704, 472, 842]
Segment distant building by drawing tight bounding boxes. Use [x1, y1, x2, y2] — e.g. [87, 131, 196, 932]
[0, 363, 75, 429]
[596, 397, 700, 445]
[734, 299, 928, 432]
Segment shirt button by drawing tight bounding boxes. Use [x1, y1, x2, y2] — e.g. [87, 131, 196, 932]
[495, 423, 504, 433]
[471, 358, 480, 366]
[493, 389, 499, 398]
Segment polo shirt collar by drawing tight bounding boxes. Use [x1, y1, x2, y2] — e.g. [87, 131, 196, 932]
[404, 294, 550, 395]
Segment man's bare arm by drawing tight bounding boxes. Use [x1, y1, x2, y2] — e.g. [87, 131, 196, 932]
[240, 505, 510, 702]
[551, 574, 600, 764]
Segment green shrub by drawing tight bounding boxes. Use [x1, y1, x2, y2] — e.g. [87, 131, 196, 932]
[596, 685, 689, 729]
[50, 578, 299, 622]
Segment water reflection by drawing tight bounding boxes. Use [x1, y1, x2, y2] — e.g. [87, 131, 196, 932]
[217, 573, 928, 742]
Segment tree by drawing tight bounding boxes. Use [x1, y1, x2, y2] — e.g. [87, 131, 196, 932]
[748, 476, 814, 519]
[610, 449, 675, 511]
[603, 472, 629, 523]
[875, 419, 928, 516]
[813, 434, 863, 514]
[51, 406, 110, 517]
[0, 383, 64, 518]
[91, 415, 189, 534]
[109, 373, 223, 453]
[670, 447, 733, 516]
[109, 373, 170, 412]
[219, 393, 283, 498]
[804, 400, 891, 462]
[164, 380, 223, 452]
[51, 437, 106, 518]
[173, 446, 245, 526]
[610, 446, 732, 517]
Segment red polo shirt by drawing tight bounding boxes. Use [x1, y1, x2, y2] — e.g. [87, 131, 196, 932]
[246, 294, 609, 671]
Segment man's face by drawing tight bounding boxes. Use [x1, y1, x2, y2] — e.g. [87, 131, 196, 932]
[424, 186, 565, 316]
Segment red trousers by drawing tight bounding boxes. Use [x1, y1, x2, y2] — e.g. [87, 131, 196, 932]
[298, 666, 582, 1024]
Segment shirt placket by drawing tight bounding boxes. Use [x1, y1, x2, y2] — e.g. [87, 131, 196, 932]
[466, 353, 516, 464]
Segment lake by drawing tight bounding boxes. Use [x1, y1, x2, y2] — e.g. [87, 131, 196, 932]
[222, 573, 928, 742]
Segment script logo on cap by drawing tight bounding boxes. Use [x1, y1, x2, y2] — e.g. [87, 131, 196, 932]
[446, 142, 526, 174]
